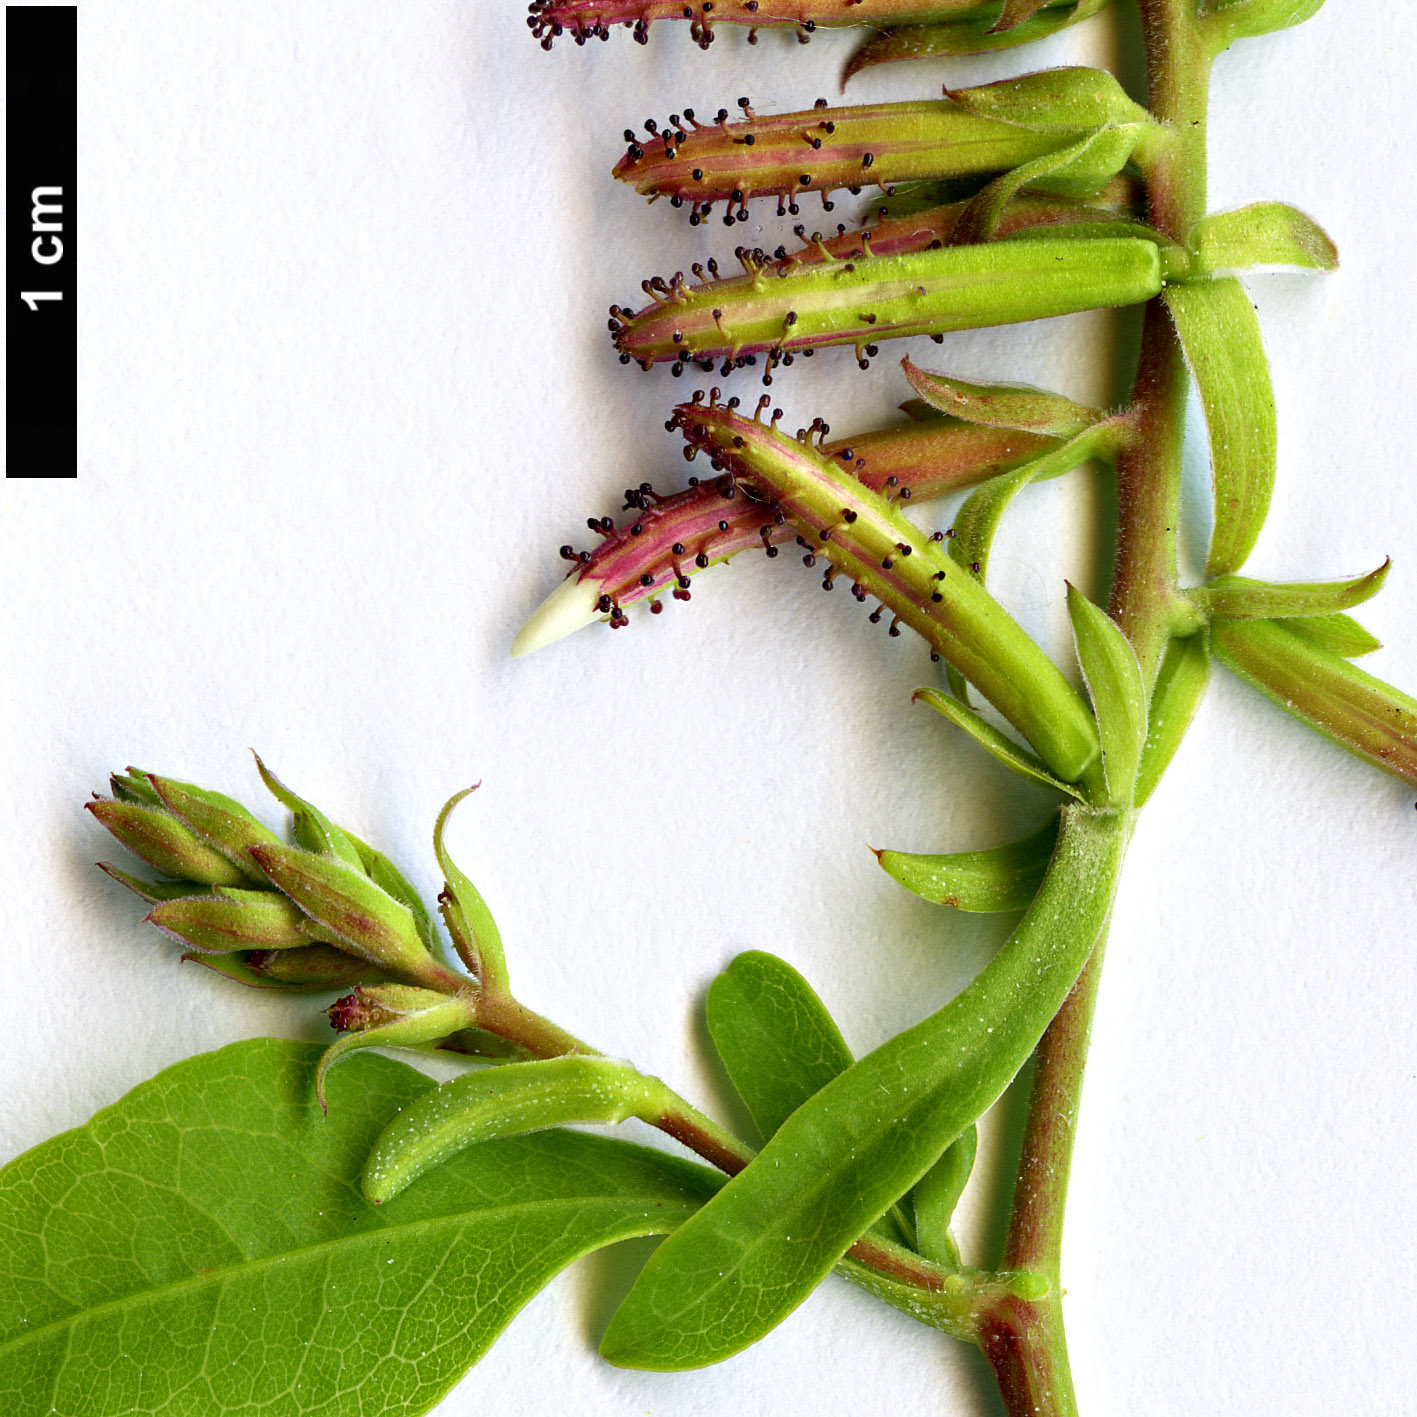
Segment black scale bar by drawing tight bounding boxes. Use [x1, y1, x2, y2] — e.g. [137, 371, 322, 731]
[6, 5, 77, 477]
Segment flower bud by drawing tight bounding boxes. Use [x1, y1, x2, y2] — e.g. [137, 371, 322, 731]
[183, 944, 385, 991]
[249, 844, 458, 990]
[144, 773, 283, 884]
[86, 798, 250, 888]
[147, 887, 311, 954]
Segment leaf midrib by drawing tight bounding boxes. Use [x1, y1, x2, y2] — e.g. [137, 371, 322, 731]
[3, 1190, 693, 1357]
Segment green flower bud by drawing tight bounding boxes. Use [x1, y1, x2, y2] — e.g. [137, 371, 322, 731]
[86, 799, 249, 888]
[248, 844, 458, 990]
[146, 888, 311, 954]
[144, 774, 283, 884]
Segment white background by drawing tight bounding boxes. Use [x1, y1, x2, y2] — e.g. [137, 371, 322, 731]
[2, 3, 1415, 1414]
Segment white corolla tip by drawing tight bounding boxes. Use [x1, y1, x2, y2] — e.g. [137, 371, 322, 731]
[510, 575, 603, 658]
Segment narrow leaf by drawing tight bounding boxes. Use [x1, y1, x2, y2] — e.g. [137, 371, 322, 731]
[705, 952, 915, 1248]
[705, 951, 854, 1143]
[363, 1056, 668, 1203]
[911, 1125, 977, 1267]
[1067, 586, 1147, 804]
[1210, 617, 1417, 788]
[1192, 202, 1338, 274]
[1163, 277, 1277, 575]
[0, 1041, 718, 1417]
[1199, 0, 1326, 52]
[1134, 632, 1211, 806]
[253, 753, 366, 870]
[901, 356, 1102, 438]
[914, 687, 1084, 799]
[876, 814, 1059, 912]
[600, 803, 1133, 1370]
[1191, 561, 1389, 620]
[433, 786, 508, 989]
[949, 128, 1146, 245]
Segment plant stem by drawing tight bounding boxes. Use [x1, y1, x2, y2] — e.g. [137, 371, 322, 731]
[979, 5, 1212, 1414]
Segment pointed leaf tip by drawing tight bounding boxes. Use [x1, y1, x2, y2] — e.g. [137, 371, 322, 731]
[512, 575, 603, 658]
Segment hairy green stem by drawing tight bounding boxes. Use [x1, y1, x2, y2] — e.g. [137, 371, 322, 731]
[981, 4, 1212, 1413]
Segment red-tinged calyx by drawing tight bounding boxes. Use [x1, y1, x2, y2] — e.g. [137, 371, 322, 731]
[528, 0, 1030, 50]
[513, 406, 1059, 655]
[668, 395, 1100, 783]
[610, 236, 1168, 378]
[613, 99, 1071, 224]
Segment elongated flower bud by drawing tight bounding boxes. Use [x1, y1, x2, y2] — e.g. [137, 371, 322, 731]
[527, 0, 1103, 51]
[86, 798, 252, 888]
[614, 99, 1073, 225]
[248, 845, 461, 991]
[665, 392, 1100, 782]
[1210, 618, 1417, 790]
[184, 943, 385, 991]
[611, 237, 1172, 378]
[513, 409, 1057, 655]
[147, 888, 312, 954]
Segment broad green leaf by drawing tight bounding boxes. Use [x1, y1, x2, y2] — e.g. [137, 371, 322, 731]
[705, 952, 913, 1248]
[600, 803, 1132, 1371]
[0, 1040, 717, 1417]
[1190, 561, 1389, 620]
[705, 951, 854, 1143]
[432, 787, 507, 989]
[1067, 586, 1147, 805]
[1163, 277, 1277, 576]
[1210, 617, 1417, 788]
[911, 1125, 977, 1267]
[842, 2, 1110, 83]
[363, 1056, 670, 1203]
[1192, 202, 1338, 275]
[876, 814, 1059, 912]
[914, 687, 1085, 800]
[1280, 611, 1381, 659]
[901, 357, 1101, 438]
[1134, 632, 1211, 806]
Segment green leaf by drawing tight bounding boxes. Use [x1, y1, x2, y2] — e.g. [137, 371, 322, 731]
[705, 953, 915, 1249]
[950, 128, 1148, 244]
[914, 687, 1085, 799]
[1210, 617, 1417, 788]
[948, 65, 1150, 132]
[1199, 0, 1326, 53]
[876, 814, 1059, 912]
[1067, 586, 1147, 805]
[432, 786, 508, 989]
[1191, 202, 1338, 275]
[599, 802, 1132, 1371]
[1134, 632, 1212, 806]
[1163, 277, 1277, 576]
[910, 1125, 977, 1267]
[993, 0, 1052, 28]
[363, 1056, 671, 1203]
[1191, 561, 1389, 620]
[705, 951, 855, 1144]
[0, 1040, 717, 1417]
[901, 356, 1102, 438]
